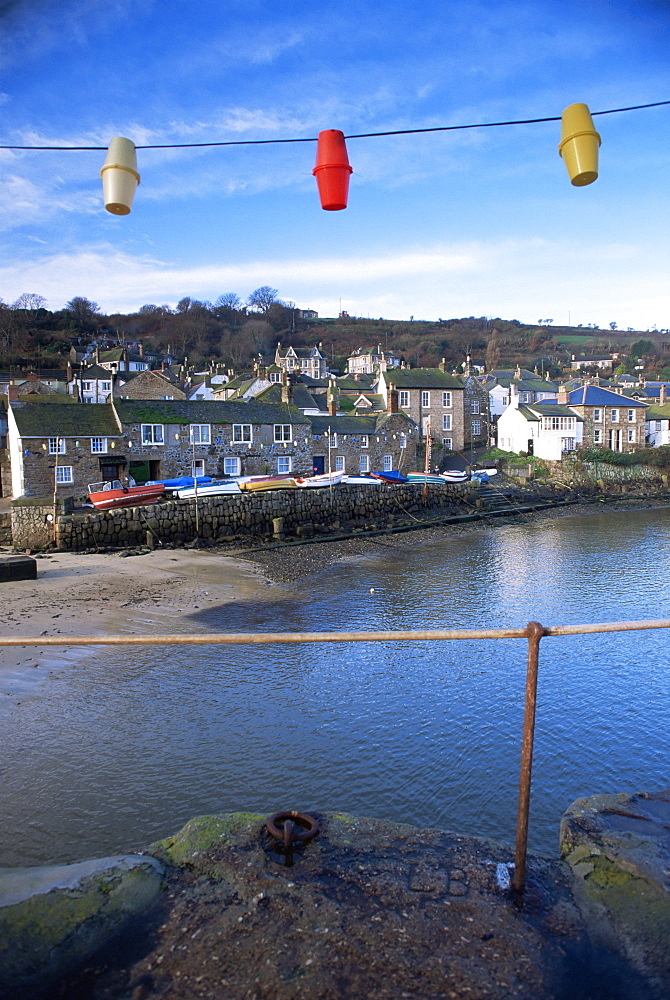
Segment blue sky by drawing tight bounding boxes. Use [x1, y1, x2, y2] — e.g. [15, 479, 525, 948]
[1, 0, 669, 329]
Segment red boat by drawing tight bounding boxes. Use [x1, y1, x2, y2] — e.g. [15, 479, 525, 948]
[87, 479, 165, 510]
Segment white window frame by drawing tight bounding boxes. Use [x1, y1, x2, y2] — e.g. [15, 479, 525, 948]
[627, 409, 635, 423]
[82, 381, 93, 393]
[442, 437, 452, 450]
[594, 428, 602, 444]
[399, 390, 409, 408]
[383, 454, 393, 472]
[55, 466, 73, 484]
[593, 408, 602, 422]
[277, 456, 292, 474]
[442, 391, 452, 408]
[360, 435, 369, 448]
[223, 456, 241, 476]
[442, 413, 452, 431]
[611, 408, 619, 423]
[399, 433, 406, 449]
[472, 419, 481, 436]
[91, 437, 108, 454]
[190, 424, 211, 444]
[329, 432, 338, 448]
[627, 428, 636, 443]
[274, 424, 292, 443]
[421, 390, 430, 408]
[192, 458, 206, 477]
[233, 424, 252, 443]
[359, 454, 369, 473]
[48, 437, 66, 455]
[141, 424, 164, 445]
[471, 399, 480, 414]
[335, 455, 345, 471]
[101, 381, 112, 394]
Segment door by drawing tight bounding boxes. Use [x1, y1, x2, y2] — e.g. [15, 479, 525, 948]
[313, 455, 325, 474]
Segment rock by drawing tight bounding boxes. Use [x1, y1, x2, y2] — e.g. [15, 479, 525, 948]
[561, 788, 670, 994]
[0, 854, 164, 998]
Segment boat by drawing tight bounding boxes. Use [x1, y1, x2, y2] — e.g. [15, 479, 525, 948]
[441, 469, 470, 483]
[87, 480, 166, 510]
[342, 475, 383, 485]
[237, 475, 298, 492]
[405, 472, 449, 485]
[175, 480, 242, 499]
[370, 470, 409, 484]
[470, 468, 498, 481]
[148, 475, 212, 490]
[295, 471, 345, 488]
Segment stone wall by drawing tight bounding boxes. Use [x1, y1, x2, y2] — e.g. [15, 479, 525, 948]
[46, 482, 475, 552]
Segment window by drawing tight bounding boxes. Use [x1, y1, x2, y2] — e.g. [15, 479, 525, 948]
[224, 457, 241, 476]
[471, 399, 480, 414]
[399, 390, 409, 408]
[101, 381, 111, 394]
[421, 391, 430, 407]
[335, 455, 345, 471]
[502, 395, 508, 406]
[360, 435, 369, 448]
[472, 420, 481, 436]
[399, 433, 406, 449]
[383, 454, 393, 471]
[594, 428, 602, 443]
[190, 424, 211, 444]
[269, 371, 281, 383]
[627, 428, 636, 443]
[442, 391, 452, 407]
[48, 437, 66, 454]
[561, 438, 575, 452]
[55, 466, 73, 484]
[274, 424, 292, 442]
[627, 409, 635, 422]
[359, 454, 369, 473]
[442, 437, 452, 450]
[82, 381, 93, 392]
[610, 408, 619, 422]
[543, 416, 575, 431]
[141, 424, 164, 445]
[593, 408, 602, 422]
[233, 424, 252, 442]
[91, 437, 107, 454]
[192, 459, 206, 477]
[442, 413, 452, 431]
[277, 457, 292, 473]
[655, 420, 662, 431]
[329, 432, 338, 448]
[162, 395, 174, 400]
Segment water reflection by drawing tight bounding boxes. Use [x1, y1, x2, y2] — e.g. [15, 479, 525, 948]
[2, 507, 669, 867]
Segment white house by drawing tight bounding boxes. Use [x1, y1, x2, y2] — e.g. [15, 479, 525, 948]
[645, 387, 670, 447]
[496, 384, 583, 460]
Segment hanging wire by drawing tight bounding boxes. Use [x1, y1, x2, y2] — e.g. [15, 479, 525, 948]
[1, 100, 668, 151]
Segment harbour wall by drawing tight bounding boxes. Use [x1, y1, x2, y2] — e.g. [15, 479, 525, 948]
[14, 482, 477, 552]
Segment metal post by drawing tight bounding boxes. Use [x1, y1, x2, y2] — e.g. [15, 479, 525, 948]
[513, 620, 545, 894]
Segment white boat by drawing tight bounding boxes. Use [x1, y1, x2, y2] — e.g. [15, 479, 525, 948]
[441, 470, 470, 482]
[175, 480, 242, 499]
[342, 475, 383, 485]
[295, 471, 345, 488]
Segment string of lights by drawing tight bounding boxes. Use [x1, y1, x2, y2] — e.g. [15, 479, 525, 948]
[0, 99, 667, 150]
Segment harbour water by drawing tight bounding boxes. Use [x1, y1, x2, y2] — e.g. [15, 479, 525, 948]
[2, 505, 669, 868]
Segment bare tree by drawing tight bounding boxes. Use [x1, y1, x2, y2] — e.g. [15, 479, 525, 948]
[247, 286, 279, 313]
[13, 292, 47, 311]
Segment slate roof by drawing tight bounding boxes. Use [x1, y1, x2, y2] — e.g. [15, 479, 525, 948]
[78, 364, 113, 379]
[519, 403, 584, 421]
[255, 384, 325, 411]
[543, 387, 648, 407]
[310, 415, 378, 436]
[11, 401, 120, 436]
[114, 399, 310, 426]
[384, 368, 463, 389]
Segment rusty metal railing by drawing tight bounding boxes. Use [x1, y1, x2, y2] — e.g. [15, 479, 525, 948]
[3, 616, 669, 893]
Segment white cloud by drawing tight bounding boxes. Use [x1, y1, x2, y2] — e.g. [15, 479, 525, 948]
[0, 238, 666, 331]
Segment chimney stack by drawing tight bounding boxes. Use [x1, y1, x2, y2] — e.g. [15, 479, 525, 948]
[660, 384, 667, 405]
[387, 383, 399, 413]
[558, 385, 569, 404]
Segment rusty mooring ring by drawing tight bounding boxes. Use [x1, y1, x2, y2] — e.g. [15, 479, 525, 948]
[266, 811, 319, 844]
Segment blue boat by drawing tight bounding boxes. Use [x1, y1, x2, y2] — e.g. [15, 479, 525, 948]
[147, 476, 213, 489]
[370, 470, 409, 484]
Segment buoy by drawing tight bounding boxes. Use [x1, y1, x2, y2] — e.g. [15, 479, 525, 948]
[558, 103, 600, 186]
[370, 588, 375, 593]
[313, 129, 353, 210]
[100, 137, 140, 214]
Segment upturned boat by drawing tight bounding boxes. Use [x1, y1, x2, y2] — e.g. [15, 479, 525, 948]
[237, 475, 298, 492]
[370, 470, 409, 484]
[406, 472, 449, 485]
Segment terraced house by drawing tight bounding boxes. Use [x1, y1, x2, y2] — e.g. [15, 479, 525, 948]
[555, 384, 647, 452]
[377, 368, 466, 453]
